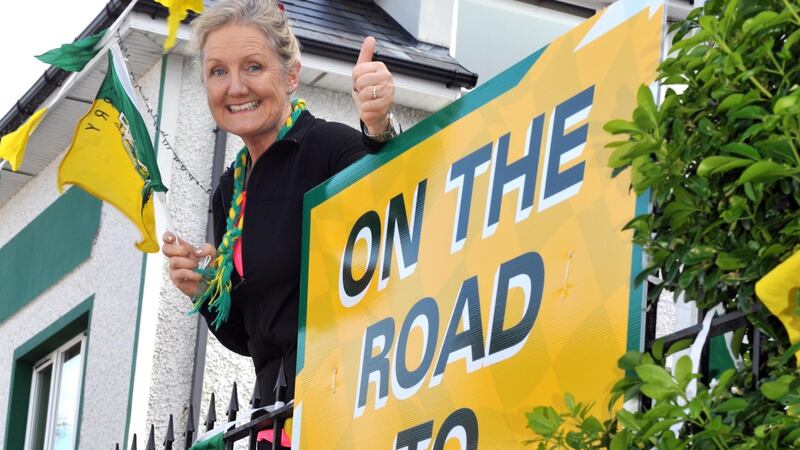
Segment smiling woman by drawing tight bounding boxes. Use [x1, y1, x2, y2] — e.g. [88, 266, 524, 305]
[159, 2, 398, 446]
[202, 23, 299, 157]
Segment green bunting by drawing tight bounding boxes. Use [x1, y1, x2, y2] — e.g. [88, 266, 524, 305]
[36, 29, 107, 72]
[189, 433, 223, 450]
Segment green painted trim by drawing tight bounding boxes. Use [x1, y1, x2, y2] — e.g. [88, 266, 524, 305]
[626, 191, 650, 353]
[4, 296, 94, 450]
[123, 240, 148, 449]
[73, 302, 94, 450]
[296, 45, 548, 374]
[4, 362, 31, 450]
[0, 187, 101, 325]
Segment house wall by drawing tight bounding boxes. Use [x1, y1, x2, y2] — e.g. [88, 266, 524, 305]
[0, 125, 144, 447]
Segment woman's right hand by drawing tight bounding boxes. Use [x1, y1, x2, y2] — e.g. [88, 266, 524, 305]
[162, 232, 216, 298]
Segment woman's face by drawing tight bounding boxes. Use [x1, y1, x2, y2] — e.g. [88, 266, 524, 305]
[202, 23, 299, 147]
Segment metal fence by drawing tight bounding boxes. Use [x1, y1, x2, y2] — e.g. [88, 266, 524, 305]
[643, 289, 764, 384]
[118, 286, 769, 448]
[118, 381, 294, 450]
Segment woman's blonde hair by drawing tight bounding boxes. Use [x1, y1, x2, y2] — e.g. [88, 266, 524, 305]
[192, 0, 301, 74]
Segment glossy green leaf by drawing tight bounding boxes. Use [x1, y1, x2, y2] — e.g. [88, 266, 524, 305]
[731, 105, 769, 120]
[636, 85, 658, 130]
[774, 95, 797, 114]
[667, 338, 693, 356]
[716, 397, 748, 412]
[737, 160, 792, 184]
[721, 142, 760, 160]
[604, 119, 640, 134]
[718, 93, 744, 111]
[581, 416, 604, 435]
[697, 156, 753, 176]
[742, 11, 779, 34]
[609, 430, 631, 450]
[674, 355, 693, 387]
[619, 350, 642, 370]
[761, 378, 791, 401]
[636, 364, 676, 386]
[640, 383, 674, 401]
[652, 339, 665, 361]
[526, 406, 562, 437]
[716, 252, 748, 270]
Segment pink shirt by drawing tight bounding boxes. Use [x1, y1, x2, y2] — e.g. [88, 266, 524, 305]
[233, 191, 247, 277]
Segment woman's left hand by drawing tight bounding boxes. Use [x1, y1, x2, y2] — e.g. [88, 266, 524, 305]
[352, 36, 395, 135]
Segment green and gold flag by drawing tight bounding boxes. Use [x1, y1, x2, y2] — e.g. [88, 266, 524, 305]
[756, 250, 800, 366]
[36, 30, 107, 72]
[58, 44, 166, 253]
[154, 0, 204, 52]
[0, 107, 48, 171]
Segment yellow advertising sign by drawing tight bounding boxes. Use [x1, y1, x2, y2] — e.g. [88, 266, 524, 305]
[295, 1, 663, 447]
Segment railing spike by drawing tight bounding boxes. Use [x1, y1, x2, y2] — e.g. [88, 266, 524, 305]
[146, 424, 156, 450]
[164, 414, 174, 450]
[273, 358, 287, 408]
[227, 381, 239, 423]
[250, 382, 262, 407]
[186, 403, 195, 433]
[130, 433, 138, 450]
[205, 393, 217, 431]
[185, 403, 195, 450]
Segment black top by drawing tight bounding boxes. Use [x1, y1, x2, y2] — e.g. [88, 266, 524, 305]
[204, 110, 382, 406]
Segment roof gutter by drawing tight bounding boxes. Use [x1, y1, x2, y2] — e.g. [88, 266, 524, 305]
[0, 0, 131, 136]
[298, 37, 478, 89]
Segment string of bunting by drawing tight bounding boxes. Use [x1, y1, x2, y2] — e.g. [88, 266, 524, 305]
[116, 30, 212, 195]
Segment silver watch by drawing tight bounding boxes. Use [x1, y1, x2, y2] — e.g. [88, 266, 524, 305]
[364, 112, 399, 143]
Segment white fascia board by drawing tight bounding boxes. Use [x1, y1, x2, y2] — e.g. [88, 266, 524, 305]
[127, 11, 195, 56]
[126, 12, 461, 111]
[300, 52, 461, 112]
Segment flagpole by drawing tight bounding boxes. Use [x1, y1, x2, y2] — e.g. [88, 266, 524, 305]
[155, 191, 175, 236]
[42, 0, 140, 113]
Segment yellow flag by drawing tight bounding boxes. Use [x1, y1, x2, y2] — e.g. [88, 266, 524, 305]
[58, 48, 165, 253]
[0, 108, 48, 171]
[756, 250, 800, 366]
[155, 0, 204, 52]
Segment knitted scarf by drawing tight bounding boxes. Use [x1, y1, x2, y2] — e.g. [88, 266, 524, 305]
[192, 98, 307, 329]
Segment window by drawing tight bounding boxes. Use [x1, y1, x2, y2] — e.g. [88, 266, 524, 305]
[4, 298, 92, 450]
[24, 333, 86, 450]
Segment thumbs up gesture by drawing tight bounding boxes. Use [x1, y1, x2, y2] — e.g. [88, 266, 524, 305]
[352, 36, 396, 136]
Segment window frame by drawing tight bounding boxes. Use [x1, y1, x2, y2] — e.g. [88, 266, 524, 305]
[4, 297, 93, 450]
[23, 332, 87, 450]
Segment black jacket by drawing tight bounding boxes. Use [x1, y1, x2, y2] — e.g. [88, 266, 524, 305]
[204, 111, 382, 405]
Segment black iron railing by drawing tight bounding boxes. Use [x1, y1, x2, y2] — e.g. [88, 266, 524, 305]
[643, 288, 763, 383]
[118, 380, 294, 450]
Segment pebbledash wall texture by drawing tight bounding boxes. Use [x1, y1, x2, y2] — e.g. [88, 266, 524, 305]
[138, 52, 430, 444]
[0, 121, 145, 444]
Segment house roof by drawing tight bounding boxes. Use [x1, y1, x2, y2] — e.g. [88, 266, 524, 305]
[0, 0, 477, 138]
[282, 0, 477, 89]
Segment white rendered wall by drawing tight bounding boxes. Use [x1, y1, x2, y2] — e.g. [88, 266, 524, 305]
[0, 130, 144, 447]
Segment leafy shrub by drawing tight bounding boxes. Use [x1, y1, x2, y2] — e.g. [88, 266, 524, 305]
[527, 0, 800, 447]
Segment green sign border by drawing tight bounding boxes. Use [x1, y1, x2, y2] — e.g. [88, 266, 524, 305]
[297, 43, 646, 374]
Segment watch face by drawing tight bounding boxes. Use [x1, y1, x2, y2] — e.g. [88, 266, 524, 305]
[364, 113, 399, 142]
